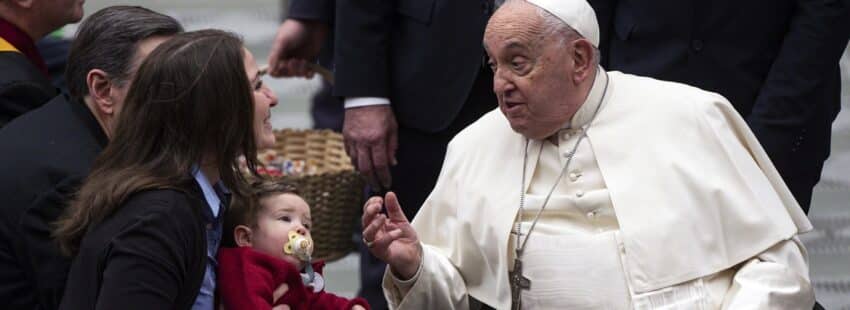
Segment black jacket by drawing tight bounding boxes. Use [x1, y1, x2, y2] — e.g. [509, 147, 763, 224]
[289, 0, 334, 24]
[589, 0, 850, 210]
[333, 0, 496, 132]
[0, 51, 57, 128]
[59, 185, 209, 310]
[0, 94, 107, 309]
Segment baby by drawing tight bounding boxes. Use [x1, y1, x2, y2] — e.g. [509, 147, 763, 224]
[218, 180, 369, 310]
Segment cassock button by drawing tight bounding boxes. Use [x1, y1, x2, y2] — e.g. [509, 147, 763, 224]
[586, 210, 596, 218]
[576, 190, 585, 198]
[569, 172, 581, 182]
[561, 131, 571, 140]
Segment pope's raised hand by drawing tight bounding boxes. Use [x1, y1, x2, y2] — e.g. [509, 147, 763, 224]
[361, 192, 421, 280]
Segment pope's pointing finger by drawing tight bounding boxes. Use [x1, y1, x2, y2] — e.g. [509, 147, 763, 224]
[384, 192, 407, 223]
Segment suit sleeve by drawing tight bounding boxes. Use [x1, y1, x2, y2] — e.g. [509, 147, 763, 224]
[288, 0, 334, 24]
[19, 176, 84, 310]
[587, 0, 618, 67]
[332, 0, 394, 98]
[747, 1, 850, 135]
[92, 204, 201, 309]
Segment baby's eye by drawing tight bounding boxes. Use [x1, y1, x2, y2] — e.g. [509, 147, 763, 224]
[254, 80, 264, 91]
[304, 223, 312, 230]
[278, 215, 291, 222]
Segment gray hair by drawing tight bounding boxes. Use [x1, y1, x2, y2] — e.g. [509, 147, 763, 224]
[529, 1, 601, 66]
[65, 6, 184, 99]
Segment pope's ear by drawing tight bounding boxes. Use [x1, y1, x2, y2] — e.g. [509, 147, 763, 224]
[571, 38, 596, 83]
[234, 225, 253, 247]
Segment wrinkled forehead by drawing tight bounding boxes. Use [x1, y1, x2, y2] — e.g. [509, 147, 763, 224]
[484, 2, 547, 52]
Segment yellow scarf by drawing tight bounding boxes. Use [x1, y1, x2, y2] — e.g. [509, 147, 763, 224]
[0, 36, 20, 53]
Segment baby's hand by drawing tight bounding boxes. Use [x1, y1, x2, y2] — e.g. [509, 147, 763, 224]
[351, 305, 366, 310]
[272, 283, 291, 310]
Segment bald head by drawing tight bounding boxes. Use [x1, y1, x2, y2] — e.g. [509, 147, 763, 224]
[491, 0, 598, 62]
[483, 0, 599, 140]
[486, 1, 549, 55]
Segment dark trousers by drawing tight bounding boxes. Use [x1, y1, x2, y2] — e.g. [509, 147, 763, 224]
[358, 67, 497, 309]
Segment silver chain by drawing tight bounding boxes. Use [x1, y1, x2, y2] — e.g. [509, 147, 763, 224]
[514, 133, 585, 254]
[513, 71, 610, 257]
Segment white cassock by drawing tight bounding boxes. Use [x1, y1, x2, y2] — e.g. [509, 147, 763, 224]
[383, 69, 815, 309]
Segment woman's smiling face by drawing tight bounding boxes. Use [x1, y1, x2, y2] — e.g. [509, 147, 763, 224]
[243, 48, 278, 149]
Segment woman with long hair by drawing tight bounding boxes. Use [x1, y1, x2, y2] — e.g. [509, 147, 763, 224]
[55, 29, 279, 309]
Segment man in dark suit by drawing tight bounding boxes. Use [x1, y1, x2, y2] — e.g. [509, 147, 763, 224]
[269, 0, 499, 308]
[0, 7, 182, 309]
[0, 0, 83, 128]
[588, 0, 850, 213]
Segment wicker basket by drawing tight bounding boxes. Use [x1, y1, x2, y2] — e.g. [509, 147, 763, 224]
[256, 129, 363, 262]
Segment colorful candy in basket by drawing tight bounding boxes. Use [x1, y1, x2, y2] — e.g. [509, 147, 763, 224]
[241, 149, 317, 177]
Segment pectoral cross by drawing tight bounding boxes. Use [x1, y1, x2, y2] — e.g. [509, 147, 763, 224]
[509, 255, 531, 310]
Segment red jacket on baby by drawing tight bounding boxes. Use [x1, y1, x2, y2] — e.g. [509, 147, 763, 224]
[217, 247, 370, 310]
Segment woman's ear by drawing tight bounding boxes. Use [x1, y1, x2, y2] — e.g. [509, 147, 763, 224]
[234, 225, 253, 247]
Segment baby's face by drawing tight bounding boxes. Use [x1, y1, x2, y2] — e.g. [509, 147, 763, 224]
[251, 193, 313, 269]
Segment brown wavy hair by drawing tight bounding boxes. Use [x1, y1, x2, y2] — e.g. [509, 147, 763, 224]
[55, 29, 260, 255]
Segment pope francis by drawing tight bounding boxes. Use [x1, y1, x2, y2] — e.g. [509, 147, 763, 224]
[360, 0, 816, 309]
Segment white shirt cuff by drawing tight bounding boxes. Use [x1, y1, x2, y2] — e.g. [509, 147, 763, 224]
[344, 97, 391, 109]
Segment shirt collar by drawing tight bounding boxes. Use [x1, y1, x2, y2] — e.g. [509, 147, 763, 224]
[191, 166, 224, 217]
[564, 67, 608, 129]
[0, 18, 49, 76]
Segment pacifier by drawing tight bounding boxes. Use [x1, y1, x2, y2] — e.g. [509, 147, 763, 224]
[283, 230, 318, 286]
[283, 230, 314, 261]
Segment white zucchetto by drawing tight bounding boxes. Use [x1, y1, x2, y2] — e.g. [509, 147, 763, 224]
[526, 0, 600, 46]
